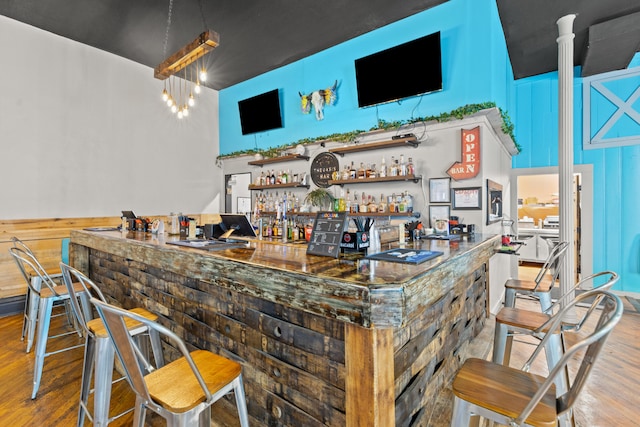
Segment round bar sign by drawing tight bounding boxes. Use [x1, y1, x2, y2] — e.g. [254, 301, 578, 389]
[310, 152, 339, 188]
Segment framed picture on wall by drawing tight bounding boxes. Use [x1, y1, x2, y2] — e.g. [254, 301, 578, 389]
[429, 204, 450, 228]
[429, 177, 451, 203]
[487, 179, 503, 224]
[452, 187, 482, 210]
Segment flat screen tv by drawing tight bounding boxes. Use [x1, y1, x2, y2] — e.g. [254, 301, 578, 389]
[238, 89, 283, 135]
[355, 31, 442, 108]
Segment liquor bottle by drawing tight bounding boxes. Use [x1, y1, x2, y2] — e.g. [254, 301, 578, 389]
[351, 192, 359, 213]
[379, 157, 387, 177]
[407, 157, 415, 176]
[368, 195, 378, 213]
[399, 154, 407, 176]
[281, 169, 288, 184]
[359, 192, 368, 213]
[357, 162, 366, 179]
[390, 156, 398, 177]
[342, 164, 350, 181]
[389, 193, 397, 213]
[378, 193, 387, 213]
[349, 161, 357, 180]
[270, 170, 276, 185]
[345, 188, 352, 212]
[369, 164, 377, 179]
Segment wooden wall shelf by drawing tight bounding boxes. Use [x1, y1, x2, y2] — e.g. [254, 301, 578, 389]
[257, 211, 419, 218]
[249, 182, 310, 190]
[328, 175, 422, 186]
[248, 154, 309, 166]
[328, 136, 420, 156]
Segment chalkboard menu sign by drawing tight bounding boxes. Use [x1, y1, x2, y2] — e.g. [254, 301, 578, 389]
[306, 211, 347, 258]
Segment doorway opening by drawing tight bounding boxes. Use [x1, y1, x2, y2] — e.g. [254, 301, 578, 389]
[510, 165, 593, 283]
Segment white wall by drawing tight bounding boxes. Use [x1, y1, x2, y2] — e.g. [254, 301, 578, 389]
[0, 16, 223, 220]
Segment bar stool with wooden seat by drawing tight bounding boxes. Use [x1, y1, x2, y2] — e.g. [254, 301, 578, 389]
[9, 247, 89, 399]
[10, 236, 77, 353]
[451, 290, 623, 427]
[494, 270, 619, 365]
[503, 240, 569, 312]
[59, 262, 165, 427]
[91, 297, 250, 427]
[492, 270, 619, 398]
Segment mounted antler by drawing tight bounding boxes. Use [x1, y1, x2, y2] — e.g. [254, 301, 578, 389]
[299, 80, 338, 120]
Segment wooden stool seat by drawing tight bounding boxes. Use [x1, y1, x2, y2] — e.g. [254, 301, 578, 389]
[504, 278, 554, 293]
[453, 290, 623, 427]
[452, 358, 557, 427]
[39, 281, 85, 299]
[145, 349, 243, 413]
[495, 307, 553, 332]
[87, 307, 158, 338]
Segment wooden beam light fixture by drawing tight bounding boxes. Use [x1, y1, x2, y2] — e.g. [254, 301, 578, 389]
[155, 29, 219, 119]
[154, 30, 219, 80]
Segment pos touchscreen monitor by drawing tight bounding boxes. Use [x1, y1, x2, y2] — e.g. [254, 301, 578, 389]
[218, 214, 257, 239]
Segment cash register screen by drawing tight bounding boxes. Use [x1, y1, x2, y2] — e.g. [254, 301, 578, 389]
[219, 214, 257, 238]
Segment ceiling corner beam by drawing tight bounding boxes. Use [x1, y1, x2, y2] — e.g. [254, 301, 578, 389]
[154, 30, 220, 80]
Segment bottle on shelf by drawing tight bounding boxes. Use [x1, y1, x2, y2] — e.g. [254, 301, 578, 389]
[379, 157, 387, 177]
[407, 157, 415, 176]
[357, 162, 366, 179]
[349, 161, 357, 180]
[341, 164, 350, 181]
[345, 188, 352, 212]
[367, 194, 378, 213]
[389, 193, 397, 213]
[369, 164, 377, 179]
[399, 154, 407, 176]
[389, 156, 398, 177]
[359, 192, 368, 213]
[378, 193, 387, 213]
[270, 170, 276, 185]
[351, 191, 359, 213]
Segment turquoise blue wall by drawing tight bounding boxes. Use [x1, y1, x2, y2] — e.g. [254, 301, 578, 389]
[219, 0, 512, 155]
[219, 0, 640, 293]
[511, 53, 640, 293]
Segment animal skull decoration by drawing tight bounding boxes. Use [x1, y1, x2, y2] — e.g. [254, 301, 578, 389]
[299, 80, 338, 120]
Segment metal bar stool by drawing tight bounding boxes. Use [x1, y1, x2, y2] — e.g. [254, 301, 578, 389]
[91, 297, 250, 427]
[503, 241, 569, 311]
[10, 236, 77, 352]
[9, 247, 89, 399]
[60, 262, 165, 427]
[452, 290, 623, 427]
[493, 271, 619, 397]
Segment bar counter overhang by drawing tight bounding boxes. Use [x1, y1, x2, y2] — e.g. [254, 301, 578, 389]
[70, 229, 499, 426]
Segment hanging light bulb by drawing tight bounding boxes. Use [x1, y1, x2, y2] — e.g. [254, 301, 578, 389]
[188, 92, 195, 107]
[177, 108, 184, 119]
[183, 104, 189, 117]
[199, 67, 207, 82]
[162, 88, 169, 102]
[171, 104, 178, 113]
[167, 95, 174, 107]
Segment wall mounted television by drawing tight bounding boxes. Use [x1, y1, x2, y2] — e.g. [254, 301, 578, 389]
[355, 31, 442, 108]
[238, 89, 283, 135]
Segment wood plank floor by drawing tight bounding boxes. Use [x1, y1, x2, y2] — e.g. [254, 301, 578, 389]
[0, 292, 638, 426]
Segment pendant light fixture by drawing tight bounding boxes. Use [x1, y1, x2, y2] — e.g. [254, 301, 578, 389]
[155, 0, 219, 118]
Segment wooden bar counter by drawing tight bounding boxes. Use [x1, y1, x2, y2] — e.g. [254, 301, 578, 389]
[70, 229, 499, 426]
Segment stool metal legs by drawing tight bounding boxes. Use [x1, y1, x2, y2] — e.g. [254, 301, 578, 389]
[32, 293, 88, 399]
[78, 329, 164, 426]
[504, 287, 553, 312]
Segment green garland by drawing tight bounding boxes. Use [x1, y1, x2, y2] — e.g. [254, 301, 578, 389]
[217, 102, 519, 161]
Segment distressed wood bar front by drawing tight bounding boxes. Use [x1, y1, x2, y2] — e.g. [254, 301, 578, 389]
[70, 230, 499, 426]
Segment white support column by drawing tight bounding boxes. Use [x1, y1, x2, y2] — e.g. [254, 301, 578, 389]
[557, 14, 576, 316]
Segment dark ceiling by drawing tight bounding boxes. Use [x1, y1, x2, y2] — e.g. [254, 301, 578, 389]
[1, 0, 639, 90]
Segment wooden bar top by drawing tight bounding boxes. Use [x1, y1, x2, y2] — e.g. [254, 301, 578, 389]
[71, 229, 499, 328]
